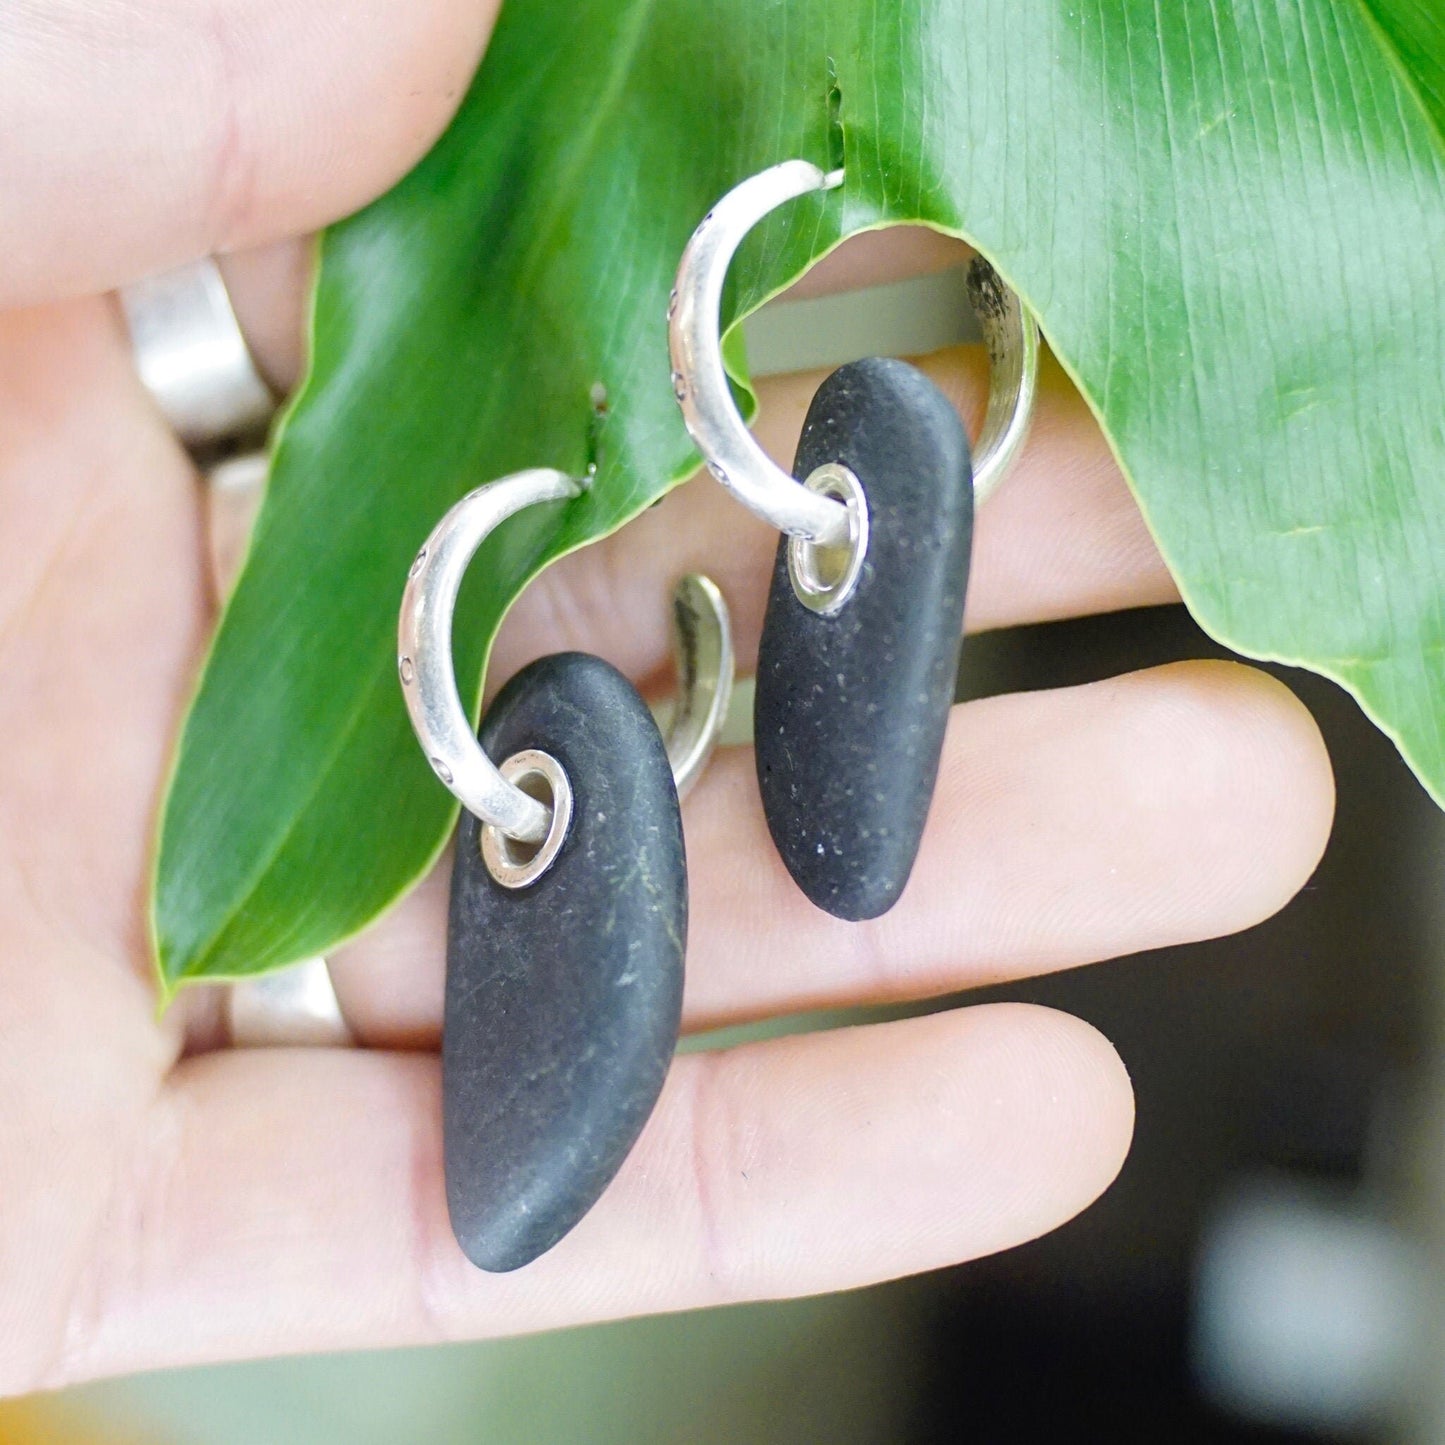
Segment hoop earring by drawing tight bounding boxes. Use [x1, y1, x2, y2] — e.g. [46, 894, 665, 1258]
[399, 470, 732, 1270]
[669, 161, 1039, 920]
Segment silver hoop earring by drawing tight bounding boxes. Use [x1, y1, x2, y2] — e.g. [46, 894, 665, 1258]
[398, 470, 732, 1272]
[669, 162, 1040, 920]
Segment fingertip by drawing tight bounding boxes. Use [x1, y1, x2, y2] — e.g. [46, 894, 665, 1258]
[618, 1003, 1139, 1300]
[928, 1003, 1135, 1257]
[1128, 661, 1335, 931]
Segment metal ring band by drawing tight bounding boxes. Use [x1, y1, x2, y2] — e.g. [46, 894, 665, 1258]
[668, 161, 1041, 530]
[121, 258, 275, 453]
[227, 957, 353, 1048]
[124, 263, 348, 1043]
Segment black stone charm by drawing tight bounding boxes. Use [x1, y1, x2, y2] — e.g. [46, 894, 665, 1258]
[444, 653, 686, 1272]
[755, 357, 973, 921]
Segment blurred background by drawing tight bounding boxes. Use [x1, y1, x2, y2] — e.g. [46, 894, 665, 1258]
[3, 254, 1440, 1444]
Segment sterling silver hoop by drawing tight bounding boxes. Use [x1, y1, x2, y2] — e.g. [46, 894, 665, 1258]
[669, 161, 851, 547]
[660, 573, 735, 797]
[667, 160, 1041, 544]
[399, 469, 582, 848]
[400, 471, 734, 882]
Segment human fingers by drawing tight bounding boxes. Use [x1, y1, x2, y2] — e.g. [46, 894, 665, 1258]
[182, 333, 1180, 671]
[0, 0, 499, 307]
[329, 661, 1332, 1044]
[0, 296, 206, 975]
[487, 344, 1176, 694]
[46, 1003, 1132, 1386]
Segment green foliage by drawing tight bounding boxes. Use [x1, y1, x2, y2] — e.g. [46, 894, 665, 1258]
[153, 0, 1445, 990]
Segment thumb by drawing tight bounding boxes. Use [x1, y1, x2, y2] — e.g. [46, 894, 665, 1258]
[0, 0, 498, 308]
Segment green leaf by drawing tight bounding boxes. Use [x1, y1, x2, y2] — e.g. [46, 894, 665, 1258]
[1358, 0, 1445, 137]
[153, 0, 1445, 991]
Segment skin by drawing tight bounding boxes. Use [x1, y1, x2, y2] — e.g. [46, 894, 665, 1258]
[0, 0, 1336, 1394]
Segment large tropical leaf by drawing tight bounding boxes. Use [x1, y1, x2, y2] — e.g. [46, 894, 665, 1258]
[153, 0, 1445, 991]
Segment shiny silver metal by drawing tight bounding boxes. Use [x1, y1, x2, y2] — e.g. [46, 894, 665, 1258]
[227, 956, 354, 1048]
[206, 450, 269, 599]
[668, 161, 1041, 535]
[662, 573, 735, 799]
[121, 258, 275, 451]
[124, 266, 351, 1045]
[401, 470, 740, 886]
[965, 256, 1040, 506]
[788, 464, 870, 616]
[125, 266, 348, 1045]
[669, 160, 852, 547]
[479, 750, 574, 889]
[399, 469, 582, 847]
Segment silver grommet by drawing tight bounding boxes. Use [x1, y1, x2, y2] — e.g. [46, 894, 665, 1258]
[787, 464, 870, 615]
[479, 750, 574, 889]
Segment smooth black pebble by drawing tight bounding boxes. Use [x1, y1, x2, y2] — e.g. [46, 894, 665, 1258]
[444, 653, 686, 1272]
[755, 357, 973, 921]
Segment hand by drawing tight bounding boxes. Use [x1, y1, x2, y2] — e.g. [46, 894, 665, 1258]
[0, 2, 1334, 1392]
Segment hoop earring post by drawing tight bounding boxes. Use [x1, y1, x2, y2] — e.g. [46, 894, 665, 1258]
[399, 468, 581, 845]
[400, 474, 739, 847]
[669, 161, 852, 547]
[669, 163, 1041, 530]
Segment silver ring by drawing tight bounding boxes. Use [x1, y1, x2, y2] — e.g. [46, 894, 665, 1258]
[668, 161, 1041, 530]
[227, 957, 353, 1048]
[120, 258, 275, 452]
[124, 262, 350, 1042]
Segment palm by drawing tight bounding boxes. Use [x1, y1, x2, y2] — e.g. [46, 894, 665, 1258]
[0, 294, 211, 1387]
[0, 11, 1334, 1395]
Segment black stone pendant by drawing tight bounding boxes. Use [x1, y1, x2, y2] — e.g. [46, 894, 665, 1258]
[754, 357, 973, 921]
[444, 653, 686, 1272]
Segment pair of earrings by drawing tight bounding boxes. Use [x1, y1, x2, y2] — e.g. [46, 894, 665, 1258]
[399, 161, 1039, 1272]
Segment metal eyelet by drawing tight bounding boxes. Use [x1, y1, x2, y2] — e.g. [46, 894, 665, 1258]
[788, 464, 870, 615]
[479, 750, 574, 889]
